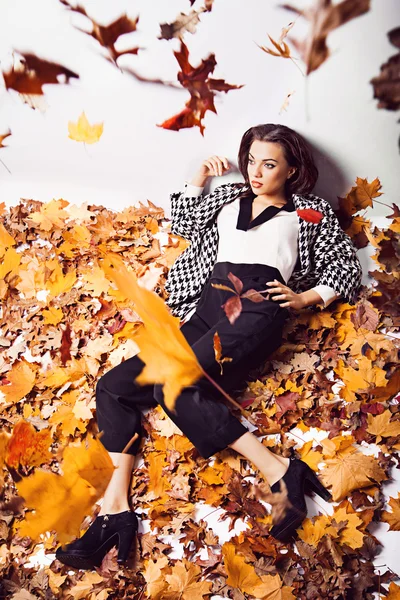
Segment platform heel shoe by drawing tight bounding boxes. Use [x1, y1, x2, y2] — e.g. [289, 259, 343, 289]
[56, 510, 138, 570]
[268, 456, 332, 544]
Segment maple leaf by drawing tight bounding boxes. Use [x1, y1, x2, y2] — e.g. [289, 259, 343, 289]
[143, 556, 170, 599]
[5, 420, 53, 469]
[0, 360, 36, 407]
[59, 0, 142, 65]
[100, 253, 204, 413]
[15, 435, 114, 543]
[2, 51, 79, 107]
[68, 111, 104, 144]
[381, 493, 400, 531]
[319, 447, 387, 500]
[279, 0, 371, 75]
[158, 39, 243, 135]
[222, 542, 263, 595]
[366, 411, 400, 443]
[164, 560, 212, 599]
[27, 198, 70, 231]
[0, 222, 16, 257]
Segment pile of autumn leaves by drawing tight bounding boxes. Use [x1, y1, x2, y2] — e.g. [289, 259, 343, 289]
[0, 189, 399, 599]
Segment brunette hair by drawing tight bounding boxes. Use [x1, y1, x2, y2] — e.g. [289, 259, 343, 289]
[237, 123, 318, 196]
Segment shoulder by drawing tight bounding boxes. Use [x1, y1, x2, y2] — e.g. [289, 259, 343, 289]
[297, 193, 336, 218]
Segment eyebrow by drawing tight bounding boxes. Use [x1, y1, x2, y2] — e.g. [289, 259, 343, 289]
[249, 152, 278, 162]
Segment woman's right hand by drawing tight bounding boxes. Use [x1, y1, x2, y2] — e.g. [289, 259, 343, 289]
[198, 156, 231, 178]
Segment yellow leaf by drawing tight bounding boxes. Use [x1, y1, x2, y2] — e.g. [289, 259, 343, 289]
[366, 411, 400, 443]
[198, 465, 225, 486]
[68, 572, 104, 600]
[143, 556, 169, 599]
[42, 306, 64, 325]
[165, 560, 212, 600]
[15, 435, 114, 543]
[101, 253, 204, 413]
[381, 493, 400, 531]
[147, 452, 171, 500]
[0, 246, 21, 279]
[0, 361, 36, 406]
[46, 261, 77, 297]
[252, 573, 296, 600]
[6, 420, 53, 469]
[222, 542, 262, 595]
[68, 111, 103, 144]
[0, 222, 16, 257]
[28, 199, 70, 231]
[297, 515, 332, 547]
[319, 450, 386, 501]
[387, 582, 400, 600]
[331, 506, 365, 549]
[298, 440, 324, 472]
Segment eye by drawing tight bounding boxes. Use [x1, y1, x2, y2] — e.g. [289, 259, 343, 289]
[248, 158, 274, 168]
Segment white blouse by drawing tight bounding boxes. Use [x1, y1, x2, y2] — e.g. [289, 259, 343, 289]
[178, 182, 338, 323]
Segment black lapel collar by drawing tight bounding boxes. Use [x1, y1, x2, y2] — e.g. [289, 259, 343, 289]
[236, 193, 296, 231]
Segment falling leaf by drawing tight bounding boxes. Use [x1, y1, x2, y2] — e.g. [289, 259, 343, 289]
[59, 0, 142, 65]
[5, 420, 53, 469]
[158, 39, 243, 135]
[279, 0, 371, 75]
[15, 435, 114, 543]
[2, 52, 78, 108]
[100, 253, 204, 412]
[68, 111, 104, 144]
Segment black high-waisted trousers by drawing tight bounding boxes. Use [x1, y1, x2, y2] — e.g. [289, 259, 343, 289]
[95, 261, 290, 459]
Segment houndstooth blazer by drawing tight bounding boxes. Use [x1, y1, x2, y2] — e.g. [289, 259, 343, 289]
[164, 182, 363, 321]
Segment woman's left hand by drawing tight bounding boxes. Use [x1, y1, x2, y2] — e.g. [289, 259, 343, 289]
[266, 279, 305, 310]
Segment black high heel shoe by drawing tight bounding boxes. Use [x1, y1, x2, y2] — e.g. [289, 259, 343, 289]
[56, 510, 138, 570]
[268, 457, 332, 543]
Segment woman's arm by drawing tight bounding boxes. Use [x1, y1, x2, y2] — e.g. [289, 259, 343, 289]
[169, 182, 204, 241]
[169, 156, 230, 242]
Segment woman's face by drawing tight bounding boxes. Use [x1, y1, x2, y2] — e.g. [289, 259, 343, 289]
[247, 140, 293, 196]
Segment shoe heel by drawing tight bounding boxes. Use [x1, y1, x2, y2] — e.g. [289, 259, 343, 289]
[116, 528, 136, 564]
[304, 467, 332, 501]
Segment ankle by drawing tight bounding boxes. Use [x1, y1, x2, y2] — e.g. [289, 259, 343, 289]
[265, 457, 290, 488]
[98, 504, 131, 516]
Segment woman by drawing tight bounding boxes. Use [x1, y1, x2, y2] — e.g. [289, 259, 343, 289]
[56, 124, 363, 569]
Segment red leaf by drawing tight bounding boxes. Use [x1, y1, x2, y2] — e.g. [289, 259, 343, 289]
[296, 208, 324, 224]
